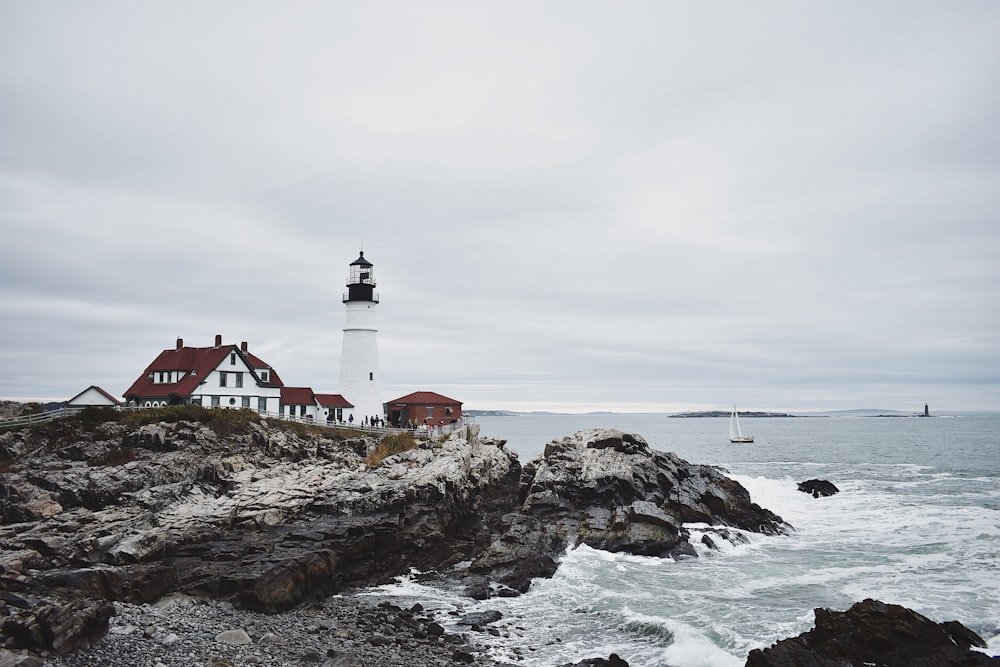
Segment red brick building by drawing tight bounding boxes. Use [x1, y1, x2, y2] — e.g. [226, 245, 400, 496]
[386, 391, 462, 428]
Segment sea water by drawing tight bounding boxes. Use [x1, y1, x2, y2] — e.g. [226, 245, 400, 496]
[363, 413, 1000, 666]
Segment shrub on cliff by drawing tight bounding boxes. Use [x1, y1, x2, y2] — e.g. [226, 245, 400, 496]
[117, 405, 263, 436]
[18, 402, 43, 416]
[365, 432, 418, 467]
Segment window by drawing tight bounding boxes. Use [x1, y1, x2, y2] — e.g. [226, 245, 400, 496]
[426, 407, 434, 419]
[229, 397, 236, 406]
[258, 397, 267, 412]
[445, 407, 453, 418]
[192, 397, 202, 406]
[235, 372, 243, 388]
[230, 352, 236, 365]
[219, 371, 228, 387]
[211, 396, 220, 407]
[259, 370, 269, 382]
[300, 405, 307, 417]
[242, 396, 250, 408]
[369, 372, 374, 381]
[279, 405, 285, 416]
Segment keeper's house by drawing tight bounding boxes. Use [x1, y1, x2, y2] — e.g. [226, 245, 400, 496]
[123, 335, 352, 421]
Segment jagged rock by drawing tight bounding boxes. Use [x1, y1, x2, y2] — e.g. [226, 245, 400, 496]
[559, 655, 629, 667]
[745, 598, 999, 666]
[1, 418, 519, 614]
[469, 429, 789, 591]
[797, 479, 840, 497]
[457, 610, 503, 626]
[0, 595, 114, 655]
[0, 650, 45, 666]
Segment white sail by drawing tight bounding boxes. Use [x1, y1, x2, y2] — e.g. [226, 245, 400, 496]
[729, 406, 754, 443]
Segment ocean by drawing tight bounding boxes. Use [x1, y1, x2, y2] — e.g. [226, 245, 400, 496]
[364, 412, 1000, 666]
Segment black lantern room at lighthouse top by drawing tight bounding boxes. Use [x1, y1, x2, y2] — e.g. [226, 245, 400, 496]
[343, 251, 379, 303]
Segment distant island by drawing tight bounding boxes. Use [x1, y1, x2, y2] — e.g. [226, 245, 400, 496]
[461, 408, 960, 419]
[669, 411, 797, 418]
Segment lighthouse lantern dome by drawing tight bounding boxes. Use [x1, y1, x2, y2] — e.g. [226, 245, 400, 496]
[348, 252, 375, 286]
[344, 251, 379, 303]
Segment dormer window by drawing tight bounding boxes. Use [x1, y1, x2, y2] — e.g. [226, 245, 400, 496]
[260, 369, 269, 382]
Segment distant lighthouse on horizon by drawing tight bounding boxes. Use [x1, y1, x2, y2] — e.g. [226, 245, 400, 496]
[338, 251, 383, 424]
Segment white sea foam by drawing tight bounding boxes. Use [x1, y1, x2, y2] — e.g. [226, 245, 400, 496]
[981, 629, 1000, 657]
[656, 618, 744, 667]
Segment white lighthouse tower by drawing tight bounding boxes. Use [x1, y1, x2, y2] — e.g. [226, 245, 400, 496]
[338, 251, 383, 425]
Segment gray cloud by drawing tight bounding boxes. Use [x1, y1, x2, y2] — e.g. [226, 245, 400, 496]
[1, 2, 998, 412]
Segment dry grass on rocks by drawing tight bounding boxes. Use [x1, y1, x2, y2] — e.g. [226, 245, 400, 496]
[364, 433, 419, 468]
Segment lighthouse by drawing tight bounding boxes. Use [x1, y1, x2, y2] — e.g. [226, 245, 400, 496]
[338, 251, 383, 424]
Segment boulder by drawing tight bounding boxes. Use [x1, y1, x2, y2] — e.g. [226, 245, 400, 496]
[746, 598, 999, 666]
[559, 656, 629, 667]
[469, 429, 789, 592]
[0, 595, 114, 655]
[797, 479, 839, 498]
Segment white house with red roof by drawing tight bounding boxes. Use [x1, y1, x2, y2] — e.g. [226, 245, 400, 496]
[123, 335, 354, 421]
[124, 335, 284, 411]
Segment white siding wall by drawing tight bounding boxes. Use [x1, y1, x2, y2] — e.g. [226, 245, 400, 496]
[68, 387, 118, 406]
[189, 353, 282, 410]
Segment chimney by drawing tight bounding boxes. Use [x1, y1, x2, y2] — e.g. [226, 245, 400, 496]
[241, 341, 248, 353]
[214, 334, 222, 348]
[176, 337, 183, 350]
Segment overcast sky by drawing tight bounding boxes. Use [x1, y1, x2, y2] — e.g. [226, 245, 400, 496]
[2, 2, 998, 413]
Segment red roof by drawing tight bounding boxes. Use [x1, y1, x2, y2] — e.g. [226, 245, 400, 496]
[124, 343, 283, 400]
[387, 391, 462, 406]
[315, 393, 353, 408]
[280, 387, 316, 405]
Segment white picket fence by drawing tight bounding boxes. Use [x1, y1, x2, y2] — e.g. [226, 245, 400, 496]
[0, 406, 87, 428]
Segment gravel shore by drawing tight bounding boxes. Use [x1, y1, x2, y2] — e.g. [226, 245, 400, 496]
[39, 592, 503, 667]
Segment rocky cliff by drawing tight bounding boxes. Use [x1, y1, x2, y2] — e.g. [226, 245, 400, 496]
[0, 410, 788, 659]
[459, 428, 789, 596]
[0, 409, 518, 656]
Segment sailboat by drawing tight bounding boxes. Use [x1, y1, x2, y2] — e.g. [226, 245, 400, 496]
[729, 406, 754, 443]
